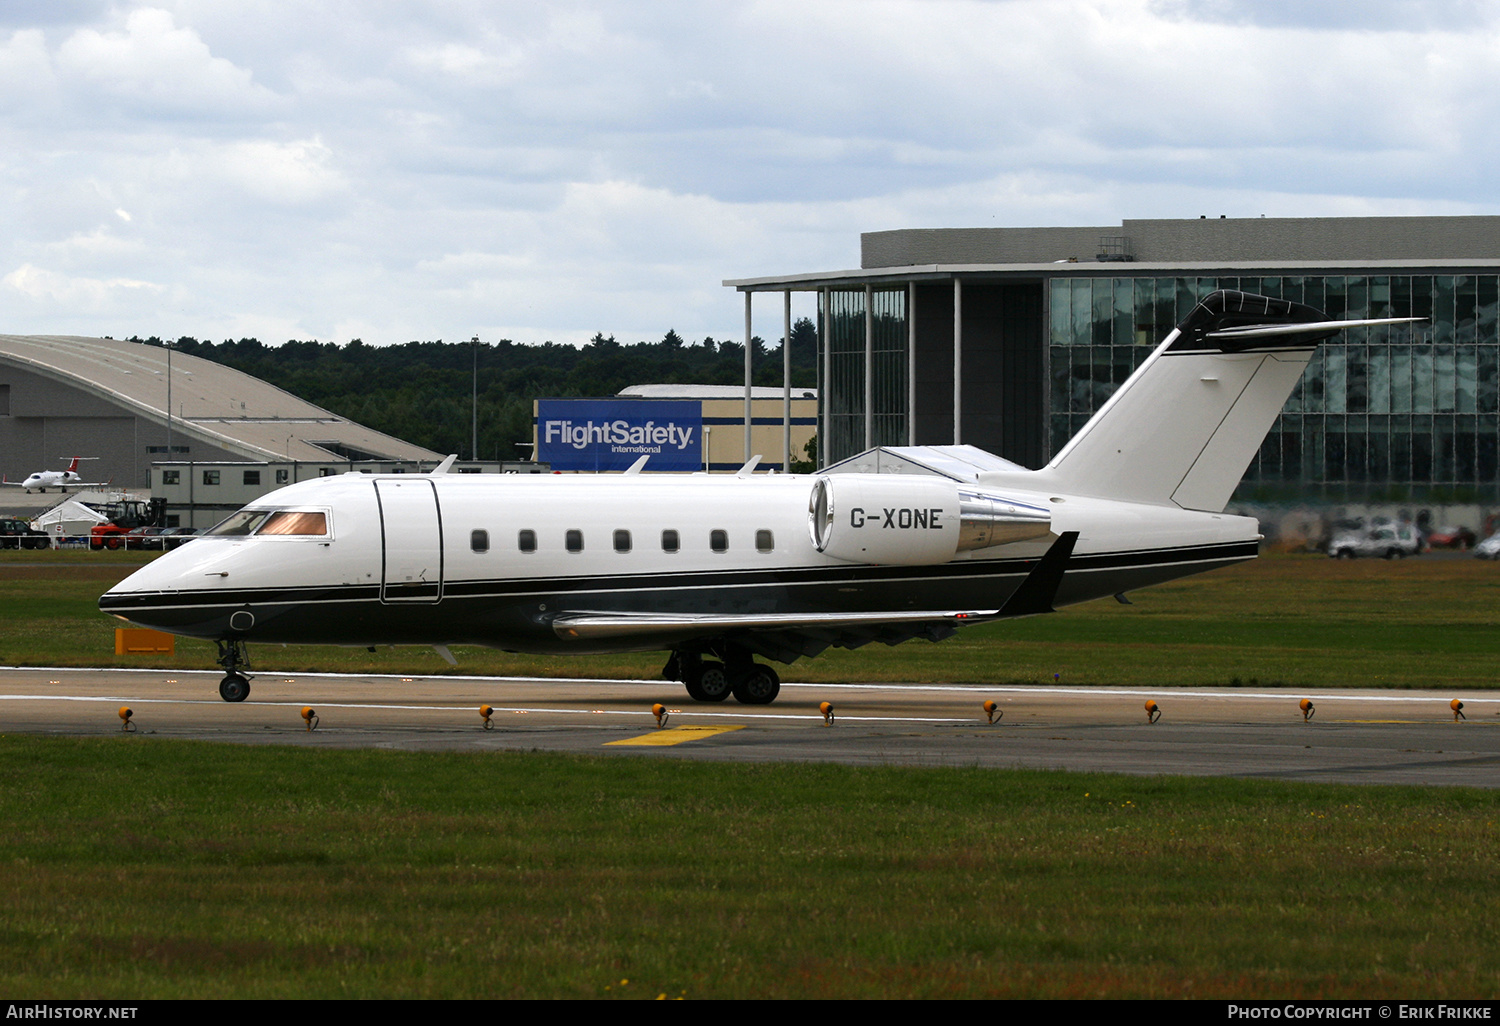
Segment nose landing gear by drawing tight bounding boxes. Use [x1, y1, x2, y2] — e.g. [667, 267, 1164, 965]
[215, 638, 253, 703]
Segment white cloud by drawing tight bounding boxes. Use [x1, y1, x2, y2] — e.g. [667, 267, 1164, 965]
[2, 263, 163, 308]
[55, 7, 277, 119]
[0, 0, 1496, 347]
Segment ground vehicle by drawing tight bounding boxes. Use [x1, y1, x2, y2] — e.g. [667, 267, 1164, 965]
[123, 526, 167, 551]
[161, 527, 200, 550]
[1427, 525, 1477, 550]
[88, 498, 167, 550]
[1474, 535, 1500, 560]
[0, 517, 49, 550]
[1328, 522, 1422, 559]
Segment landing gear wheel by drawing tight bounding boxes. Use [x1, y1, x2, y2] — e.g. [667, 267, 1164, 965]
[732, 664, 781, 705]
[685, 661, 732, 702]
[219, 673, 250, 703]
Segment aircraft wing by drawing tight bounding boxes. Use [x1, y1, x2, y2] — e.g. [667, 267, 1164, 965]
[549, 532, 1078, 662]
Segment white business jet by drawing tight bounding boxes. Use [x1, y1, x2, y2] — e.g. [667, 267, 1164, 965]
[5, 457, 106, 493]
[101, 291, 1419, 704]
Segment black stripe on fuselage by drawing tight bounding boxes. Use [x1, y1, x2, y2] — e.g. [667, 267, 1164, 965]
[99, 540, 1258, 614]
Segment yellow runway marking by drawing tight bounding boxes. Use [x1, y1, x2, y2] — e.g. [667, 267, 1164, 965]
[606, 725, 745, 747]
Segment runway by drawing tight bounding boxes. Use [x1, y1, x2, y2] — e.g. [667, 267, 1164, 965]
[3, 666, 1498, 787]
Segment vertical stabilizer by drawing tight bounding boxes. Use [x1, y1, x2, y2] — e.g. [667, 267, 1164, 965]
[1044, 291, 1340, 512]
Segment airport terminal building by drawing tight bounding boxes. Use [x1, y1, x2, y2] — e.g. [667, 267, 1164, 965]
[726, 216, 1500, 504]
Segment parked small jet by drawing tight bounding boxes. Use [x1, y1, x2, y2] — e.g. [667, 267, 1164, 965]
[101, 291, 1419, 704]
[5, 457, 105, 493]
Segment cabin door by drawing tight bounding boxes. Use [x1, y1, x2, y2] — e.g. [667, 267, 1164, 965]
[375, 478, 444, 603]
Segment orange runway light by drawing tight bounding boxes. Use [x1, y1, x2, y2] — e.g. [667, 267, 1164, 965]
[983, 700, 1003, 724]
[301, 707, 319, 731]
[118, 707, 134, 732]
[1452, 699, 1466, 722]
[479, 705, 494, 730]
[1300, 698, 1315, 721]
[1145, 699, 1161, 724]
[819, 701, 834, 726]
[652, 703, 669, 728]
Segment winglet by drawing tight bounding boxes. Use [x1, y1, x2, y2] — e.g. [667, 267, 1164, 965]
[736, 455, 762, 477]
[430, 455, 458, 475]
[995, 531, 1078, 618]
[623, 455, 650, 475]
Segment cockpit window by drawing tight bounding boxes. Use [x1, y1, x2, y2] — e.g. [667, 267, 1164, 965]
[258, 511, 328, 536]
[206, 510, 273, 536]
[204, 509, 329, 537]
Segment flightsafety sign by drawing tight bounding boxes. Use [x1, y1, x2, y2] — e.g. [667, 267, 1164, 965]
[537, 399, 703, 472]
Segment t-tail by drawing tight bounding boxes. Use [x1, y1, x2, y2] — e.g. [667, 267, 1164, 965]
[1030, 290, 1420, 512]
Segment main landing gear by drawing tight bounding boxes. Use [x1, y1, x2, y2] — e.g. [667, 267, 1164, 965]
[666, 649, 781, 705]
[215, 638, 253, 703]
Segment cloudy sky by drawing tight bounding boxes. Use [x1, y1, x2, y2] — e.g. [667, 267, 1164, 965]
[2, 0, 1498, 348]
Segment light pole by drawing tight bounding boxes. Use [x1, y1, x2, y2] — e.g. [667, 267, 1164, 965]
[471, 335, 479, 462]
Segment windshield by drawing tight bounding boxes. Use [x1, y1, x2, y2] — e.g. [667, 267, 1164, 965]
[204, 509, 329, 538]
[205, 510, 273, 536]
[258, 511, 328, 536]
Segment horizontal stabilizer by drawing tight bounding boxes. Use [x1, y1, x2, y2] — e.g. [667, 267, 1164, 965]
[1206, 316, 1423, 340]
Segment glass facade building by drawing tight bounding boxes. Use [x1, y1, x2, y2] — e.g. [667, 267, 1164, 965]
[726, 217, 1500, 504]
[1049, 274, 1500, 502]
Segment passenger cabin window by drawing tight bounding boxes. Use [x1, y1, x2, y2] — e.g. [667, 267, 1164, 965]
[471, 529, 489, 553]
[518, 529, 536, 553]
[710, 529, 728, 553]
[661, 529, 679, 553]
[566, 529, 584, 553]
[614, 529, 631, 553]
[756, 530, 774, 553]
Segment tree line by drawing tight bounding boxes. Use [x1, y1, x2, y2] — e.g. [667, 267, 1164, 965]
[129, 321, 820, 460]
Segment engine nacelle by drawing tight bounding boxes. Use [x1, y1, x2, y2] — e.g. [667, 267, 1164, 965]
[808, 476, 1052, 566]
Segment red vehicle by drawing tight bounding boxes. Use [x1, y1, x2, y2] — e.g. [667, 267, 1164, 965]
[88, 499, 167, 550]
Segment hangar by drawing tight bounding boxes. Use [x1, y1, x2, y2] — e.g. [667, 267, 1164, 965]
[0, 334, 441, 496]
[726, 216, 1500, 504]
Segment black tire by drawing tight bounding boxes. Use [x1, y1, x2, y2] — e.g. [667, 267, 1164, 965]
[219, 674, 250, 703]
[686, 661, 732, 702]
[732, 664, 781, 705]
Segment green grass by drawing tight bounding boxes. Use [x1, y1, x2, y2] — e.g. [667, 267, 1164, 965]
[7, 550, 1500, 689]
[1, 736, 1497, 998]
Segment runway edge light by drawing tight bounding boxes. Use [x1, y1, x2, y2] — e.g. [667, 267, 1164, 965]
[1452, 699, 1466, 722]
[118, 707, 134, 732]
[1300, 698, 1315, 722]
[984, 700, 1003, 724]
[1145, 700, 1161, 724]
[652, 703, 668, 728]
[301, 707, 318, 731]
[819, 701, 834, 727]
[480, 705, 494, 730]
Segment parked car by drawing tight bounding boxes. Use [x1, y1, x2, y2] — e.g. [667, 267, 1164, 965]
[1474, 535, 1500, 560]
[161, 527, 200, 550]
[1328, 522, 1422, 559]
[1427, 524, 1478, 550]
[123, 526, 166, 551]
[0, 517, 49, 550]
